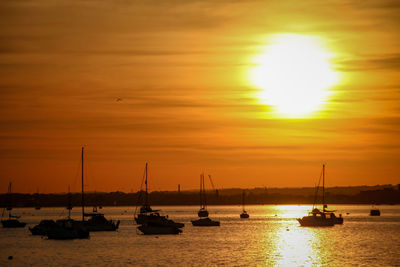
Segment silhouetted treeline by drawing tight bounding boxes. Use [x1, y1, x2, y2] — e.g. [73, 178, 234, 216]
[1, 185, 400, 207]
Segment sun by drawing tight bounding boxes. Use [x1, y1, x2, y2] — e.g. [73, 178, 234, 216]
[249, 34, 339, 118]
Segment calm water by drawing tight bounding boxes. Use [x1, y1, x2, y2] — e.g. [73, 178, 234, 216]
[1, 205, 400, 266]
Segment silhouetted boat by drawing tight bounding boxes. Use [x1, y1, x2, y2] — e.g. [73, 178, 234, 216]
[240, 190, 249, 219]
[138, 224, 182, 235]
[47, 219, 89, 240]
[29, 220, 57, 235]
[84, 212, 120, 231]
[43, 148, 90, 240]
[79, 147, 119, 231]
[370, 209, 380, 216]
[135, 163, 183, 234]
[298, 165, 341, 227]
[191, 217, 220, 226]
[198, 208, 209, 218]
[34, 188, 41, 210]
[191, 173, 220, 226]
[1, 182, 26, 228]
[298, 208, 335, 226]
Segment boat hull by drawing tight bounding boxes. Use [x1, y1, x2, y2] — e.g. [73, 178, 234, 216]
[370, 209, 380, 216]
[29, 220, 57, 235]
[47, 228, 89, 240]
[297, 217, 335, 227]
[240, 212, 249, 219]
[135, 213, 184, 228]
[334, 217, 344, 224]
[138, 225, 182, 235]
[1, 219, 26, 228]
[84, 214, 120, 231]
[46, 219, 89, 240]
[191, 218, 220, 226]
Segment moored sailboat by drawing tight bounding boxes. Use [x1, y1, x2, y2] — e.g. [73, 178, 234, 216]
[191, 173, 220, 226]
[240, 190, 249, 219]
[135, 163, 183, 234]
[298, 164, 342, 227]
[1, 182, 26, 228]
[34, 188, 41, 210]
[43, 148, 90, 239]
[79, 147, 119, 231]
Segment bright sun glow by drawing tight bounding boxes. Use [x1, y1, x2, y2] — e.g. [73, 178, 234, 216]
[250, 34, 339, 118]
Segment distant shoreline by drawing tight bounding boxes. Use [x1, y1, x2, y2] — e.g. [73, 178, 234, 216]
[2, 184, 400, 207]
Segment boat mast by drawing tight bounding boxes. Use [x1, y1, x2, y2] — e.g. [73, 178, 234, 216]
[145, 162, 148, 208]
[203, 173, 207, 209]
[199, 174, 202, 209]
[322, 164, 325, 211]
[67, 185, 72, 219]
[81, 147, 85, 221]
[8, 182, 12, 218]
[242, 190, 245, 211]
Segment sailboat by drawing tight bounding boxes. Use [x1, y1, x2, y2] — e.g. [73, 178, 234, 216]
[45, 148, 91, 239]
[1, 182, 26, 228]
[191, 173, 220, 226]
[135, 163, 183, 235]
[79, 147, 120, 231]
[240, 190, 249, 219]
[34, 188, 41, 210]
[298, 164, 343, 227]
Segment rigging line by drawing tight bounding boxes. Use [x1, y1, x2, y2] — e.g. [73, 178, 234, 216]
[72, 150, 81, 193]
[134, 165, 147, 215]
[312, 167, 323, 210]
[208, 175, 216, 191]
[85, 150, 92, 193]
[203, 173, 207, 208]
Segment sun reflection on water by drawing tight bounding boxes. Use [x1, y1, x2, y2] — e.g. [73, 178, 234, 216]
[271, 226, 321, 266]
[257, 205, 330, 266]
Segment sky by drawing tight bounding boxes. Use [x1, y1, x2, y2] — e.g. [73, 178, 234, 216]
[0, 0, 399, 193]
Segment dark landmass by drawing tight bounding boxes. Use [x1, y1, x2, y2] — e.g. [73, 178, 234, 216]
[1, 184, 400, 207]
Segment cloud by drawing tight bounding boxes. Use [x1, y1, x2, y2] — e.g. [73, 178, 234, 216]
[336, 54, 400, 71]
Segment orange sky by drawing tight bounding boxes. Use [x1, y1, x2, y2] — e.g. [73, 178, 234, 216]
[1, 0, 400, 193]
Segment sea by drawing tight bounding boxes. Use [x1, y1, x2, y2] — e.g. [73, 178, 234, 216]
[1, 205, 400, 266]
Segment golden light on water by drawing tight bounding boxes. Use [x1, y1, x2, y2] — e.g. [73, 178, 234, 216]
[272, 227, 320, 266]
[250, 34, 340, 118]
[261, 206, 326, 266]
